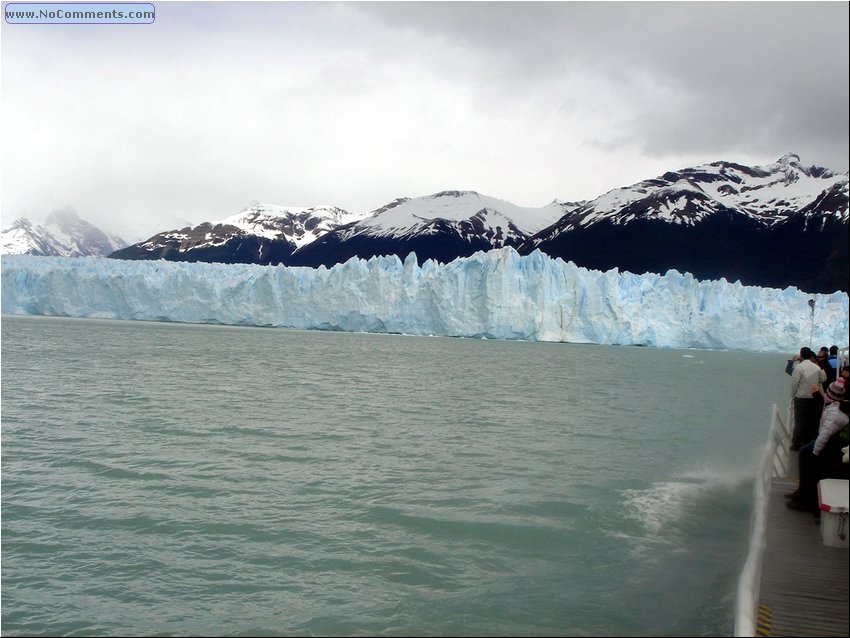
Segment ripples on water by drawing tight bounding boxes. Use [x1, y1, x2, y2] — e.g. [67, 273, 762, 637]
[1, 316, 788, 636]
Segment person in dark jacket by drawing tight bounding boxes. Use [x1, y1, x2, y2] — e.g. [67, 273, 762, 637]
[817, 346, 837, 390]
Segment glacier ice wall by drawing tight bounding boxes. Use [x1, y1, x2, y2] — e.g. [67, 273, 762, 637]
[2, 249, 847, 353]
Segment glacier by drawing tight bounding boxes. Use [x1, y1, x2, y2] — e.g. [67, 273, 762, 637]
[1, 249, 847, 353]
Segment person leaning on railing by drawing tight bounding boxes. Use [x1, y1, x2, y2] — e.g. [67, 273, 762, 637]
[786, 378, 849, 513]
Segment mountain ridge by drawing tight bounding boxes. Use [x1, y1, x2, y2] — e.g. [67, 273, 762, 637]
[519, 154, 847, 293]
[1, 208, 127, 258]
[5, 154, 847, 293]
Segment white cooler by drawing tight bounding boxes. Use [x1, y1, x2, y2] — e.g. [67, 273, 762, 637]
[818, 479, 849, 549]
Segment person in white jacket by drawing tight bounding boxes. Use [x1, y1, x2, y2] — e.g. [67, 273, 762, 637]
[786, 379, 848, 512]
[812, 380, 848, 455]
[788, 347, 826, 450]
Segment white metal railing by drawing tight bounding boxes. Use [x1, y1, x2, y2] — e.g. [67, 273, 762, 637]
[734, 403, 792, 637]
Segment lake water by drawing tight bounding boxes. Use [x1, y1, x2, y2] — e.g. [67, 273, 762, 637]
[1, 315, 790, 636]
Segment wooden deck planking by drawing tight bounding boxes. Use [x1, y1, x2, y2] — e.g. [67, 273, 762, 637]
[757, 477, 849, 637]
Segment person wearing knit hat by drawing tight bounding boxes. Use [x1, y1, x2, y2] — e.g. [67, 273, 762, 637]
[786, 396, 850, 512]
[824, 378, 846, 403]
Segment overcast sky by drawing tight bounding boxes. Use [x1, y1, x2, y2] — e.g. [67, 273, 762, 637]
[2, 1, 848, 242]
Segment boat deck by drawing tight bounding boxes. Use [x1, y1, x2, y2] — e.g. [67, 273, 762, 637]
[756, 471, 849, 637]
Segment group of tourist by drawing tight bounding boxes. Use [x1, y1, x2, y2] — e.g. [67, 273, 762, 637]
[784, 345, 849, 513]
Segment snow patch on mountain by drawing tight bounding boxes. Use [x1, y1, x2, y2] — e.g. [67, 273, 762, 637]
[213, 202, 367, 248]
[547, 154, 847, 232]
[360, 191, 571, 234]
[128, 201, 368, 257]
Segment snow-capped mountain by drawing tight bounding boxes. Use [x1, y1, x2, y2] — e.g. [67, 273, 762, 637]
[1, 208, 126, 257]
[288, 190, 581, 267]
[110, 202, 366, 265]
[106, 154, 847, 292]
[519, 154, 848, 293]
[529, 153, 846, 232]
[288, 156, 847, 291]
[1, 218, 65, 256]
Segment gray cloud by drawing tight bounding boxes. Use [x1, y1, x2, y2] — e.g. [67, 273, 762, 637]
[2, 1, 847, 242]
[361, 2, 849, 163]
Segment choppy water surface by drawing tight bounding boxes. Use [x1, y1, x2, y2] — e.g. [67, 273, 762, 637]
[1, 315, 788, 636]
